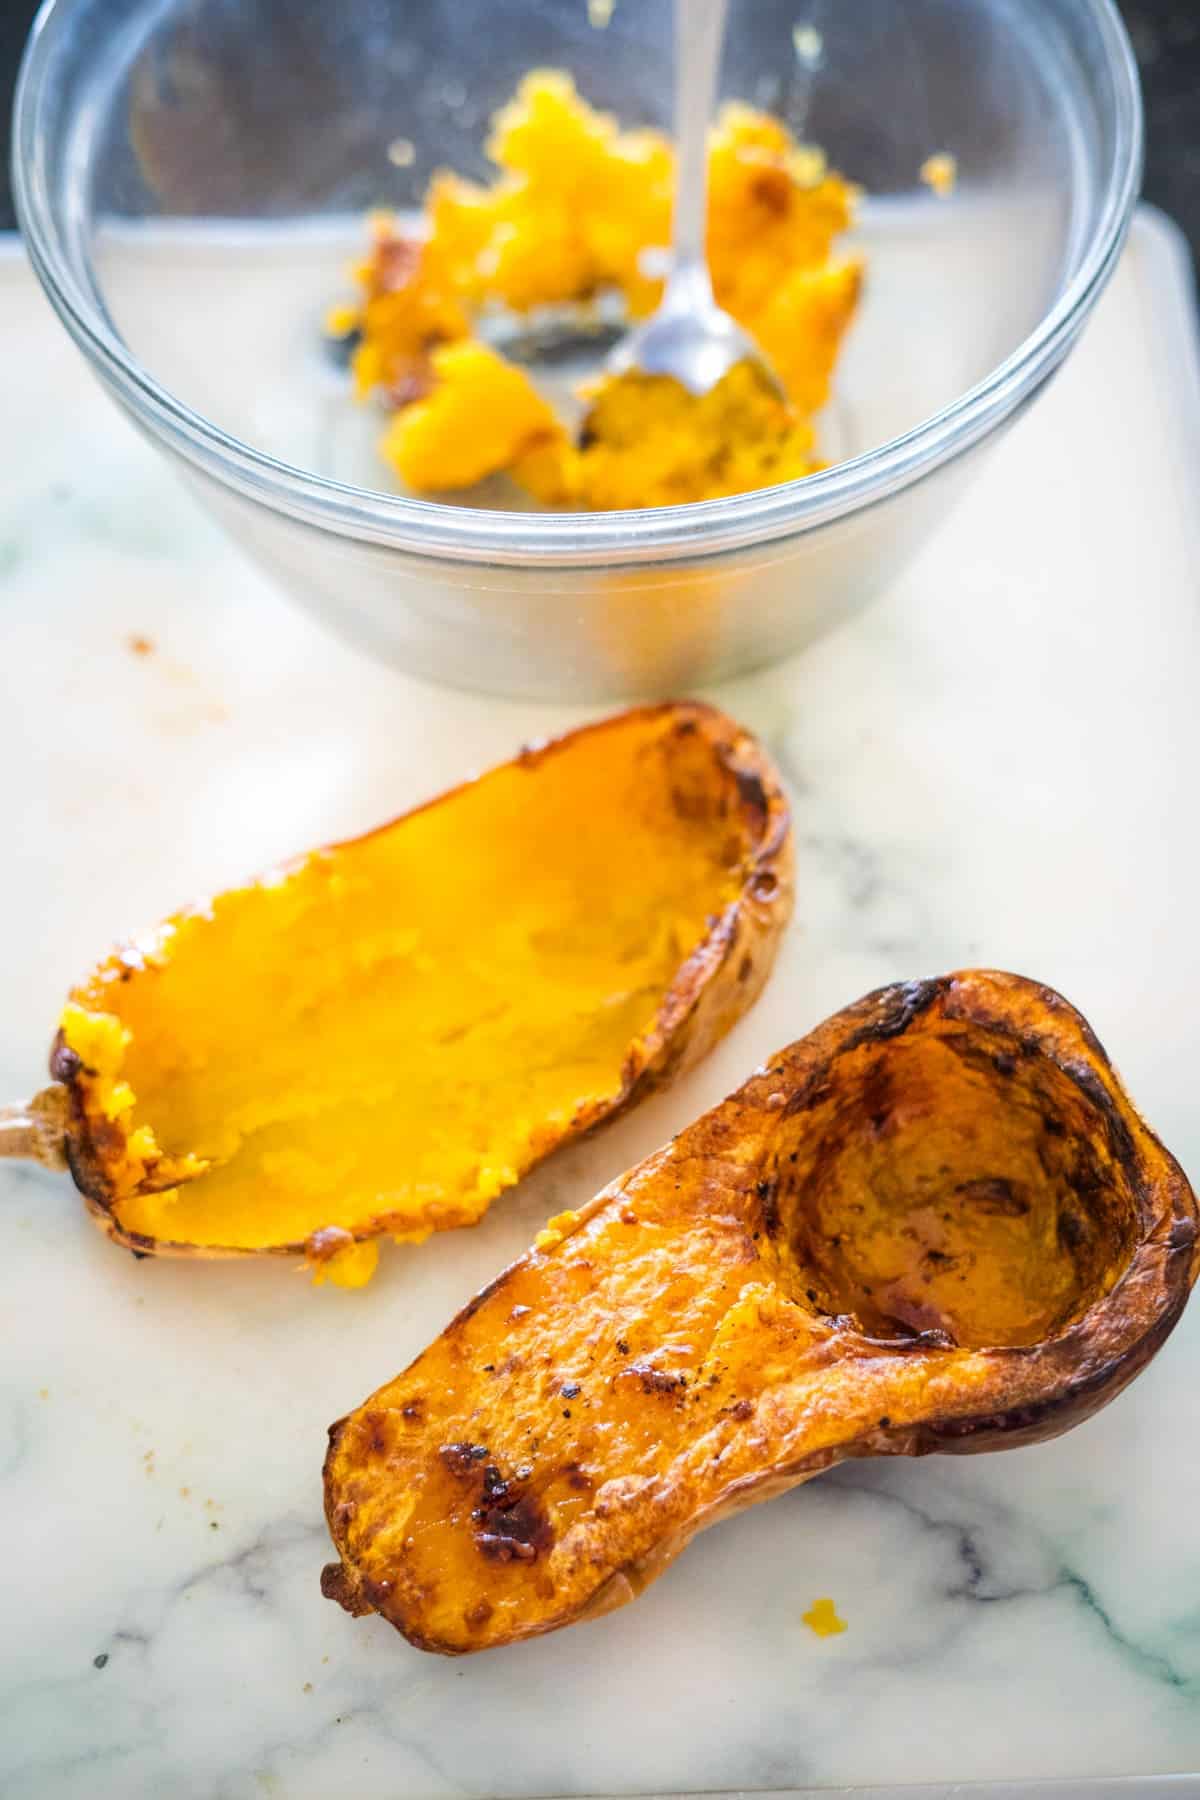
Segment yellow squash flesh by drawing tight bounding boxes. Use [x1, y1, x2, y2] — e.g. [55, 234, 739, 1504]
[50, 703, 792, 1280]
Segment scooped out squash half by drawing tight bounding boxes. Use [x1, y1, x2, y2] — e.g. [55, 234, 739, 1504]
[4, 704, 791, 1284]
[322, 970, 1198, 1649]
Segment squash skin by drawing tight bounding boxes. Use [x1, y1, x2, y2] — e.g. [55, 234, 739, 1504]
[46, 702, 793, 1267]
[322, 970, 1199, 1652]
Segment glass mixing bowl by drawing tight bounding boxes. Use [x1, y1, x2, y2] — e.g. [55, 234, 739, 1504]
[15, 0, 1140, 699]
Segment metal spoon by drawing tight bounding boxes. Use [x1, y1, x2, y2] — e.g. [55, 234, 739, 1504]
[599, 0, 783, 401]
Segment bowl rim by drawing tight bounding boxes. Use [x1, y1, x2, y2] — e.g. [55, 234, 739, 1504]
[13, 0, 1143, 568]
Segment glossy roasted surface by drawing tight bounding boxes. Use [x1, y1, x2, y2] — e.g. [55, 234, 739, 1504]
[323, 970, 1198, 1651]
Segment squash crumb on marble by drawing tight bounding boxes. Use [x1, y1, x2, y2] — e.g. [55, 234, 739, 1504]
[920, 152, 958, 197]
[802, 1597, 848, 1637]
[334, 70, 861, 508]
[311, 1239, 381, 1290]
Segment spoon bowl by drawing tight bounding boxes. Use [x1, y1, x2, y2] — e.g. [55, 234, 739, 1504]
[603, 265, 784, 400]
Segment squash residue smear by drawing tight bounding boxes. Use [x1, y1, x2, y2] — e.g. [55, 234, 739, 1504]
[332, 70, 862, 508]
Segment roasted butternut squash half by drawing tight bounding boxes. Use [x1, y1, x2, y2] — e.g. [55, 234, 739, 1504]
[322, 970, 1198, 1650]
[7, 704, 791, 1282]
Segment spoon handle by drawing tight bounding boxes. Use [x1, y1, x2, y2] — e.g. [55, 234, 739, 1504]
[669, 0, 728, 287]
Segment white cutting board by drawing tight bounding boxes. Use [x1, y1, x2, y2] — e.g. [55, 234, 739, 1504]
[3, 209, 1200, 1798]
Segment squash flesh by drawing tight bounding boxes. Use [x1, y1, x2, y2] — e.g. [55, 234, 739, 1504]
[59, 706, 789, 1260]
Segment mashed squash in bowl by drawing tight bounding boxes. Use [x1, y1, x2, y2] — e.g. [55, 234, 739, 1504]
[333, 71, 862, 510]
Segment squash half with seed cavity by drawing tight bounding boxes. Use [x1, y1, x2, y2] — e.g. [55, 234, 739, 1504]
[7, 703, 791, 1284]
[322, 970, 1198, 1648]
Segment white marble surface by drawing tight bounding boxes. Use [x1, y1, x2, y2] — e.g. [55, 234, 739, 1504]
[4, 210, 1200, 1798]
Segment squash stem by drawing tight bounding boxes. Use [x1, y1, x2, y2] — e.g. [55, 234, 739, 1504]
[0, 1087, 69, 1171]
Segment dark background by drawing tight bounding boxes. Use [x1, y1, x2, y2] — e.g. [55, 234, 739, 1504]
[1, 1, 1198, 264]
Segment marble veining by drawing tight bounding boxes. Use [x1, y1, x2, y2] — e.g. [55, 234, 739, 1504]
[4, 212, 1200, 1797]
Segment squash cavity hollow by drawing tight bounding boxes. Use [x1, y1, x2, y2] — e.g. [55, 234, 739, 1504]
[767, 1026, 1139, 1350]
